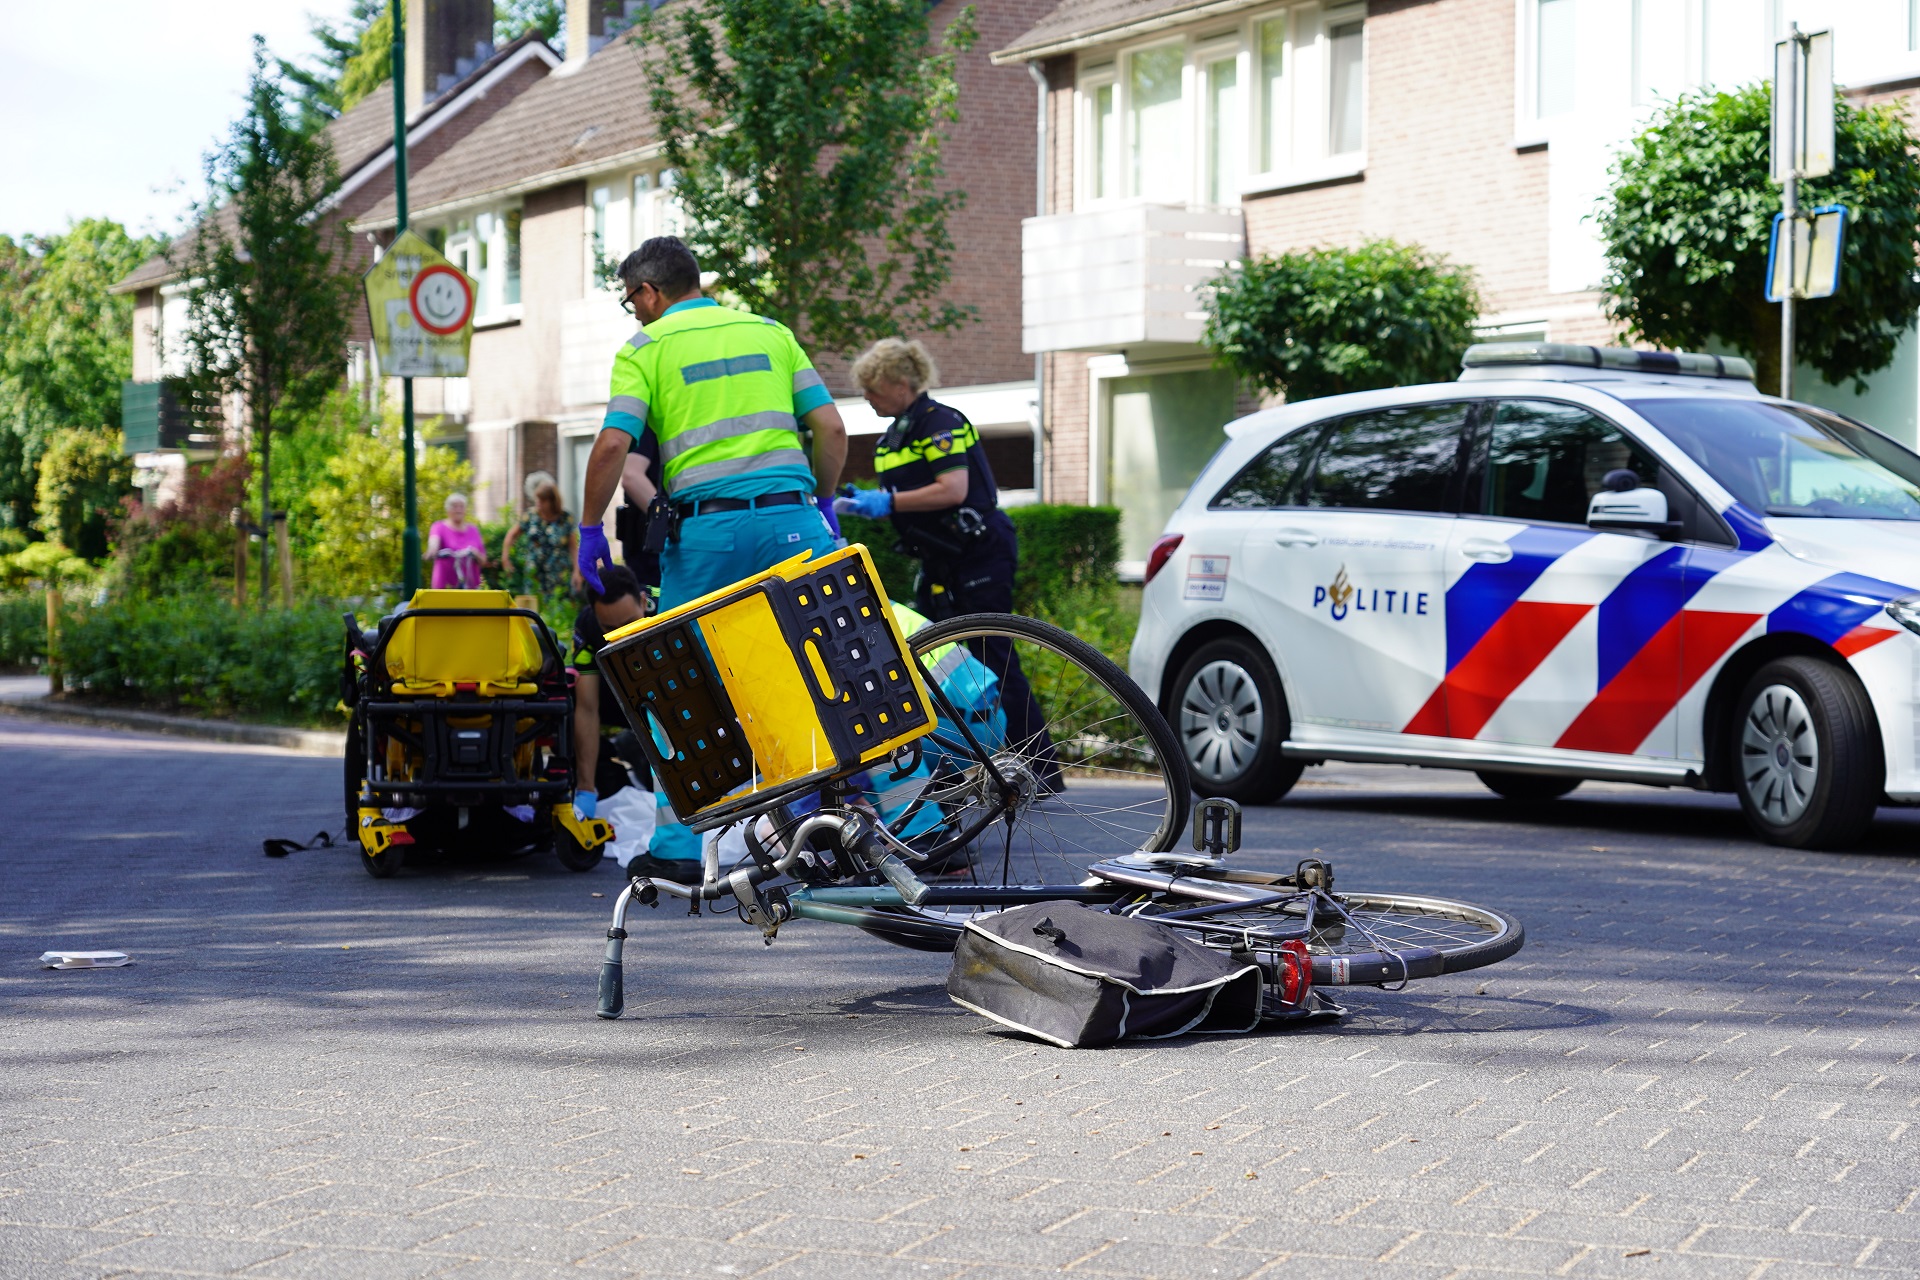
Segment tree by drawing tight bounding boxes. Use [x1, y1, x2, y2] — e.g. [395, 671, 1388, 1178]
[280, 1, 392, 127]
[496, 0, 564, 47]
[304, 409, 472, 600]
[177, 40, 359, 608]
[1203, 240, 1483, 403]
[0, 220, 163, 531]
[35, 428, 132, 561]
[1597, 85, 1920, 396]
[630, 0, 978, 355]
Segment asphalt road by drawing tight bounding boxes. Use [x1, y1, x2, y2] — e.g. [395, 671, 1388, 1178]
[4, 716, 1918, 1279]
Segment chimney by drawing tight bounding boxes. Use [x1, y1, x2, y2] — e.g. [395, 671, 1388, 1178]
[565, 0, 626, 69]
[404, 0, 495, 118]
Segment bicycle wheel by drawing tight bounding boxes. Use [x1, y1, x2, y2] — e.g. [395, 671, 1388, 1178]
[1139, 888, 1524, 986]
[856, 614, 1186, 941]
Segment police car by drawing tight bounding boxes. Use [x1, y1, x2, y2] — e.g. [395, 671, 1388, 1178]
[1130, 342, 1920, 849]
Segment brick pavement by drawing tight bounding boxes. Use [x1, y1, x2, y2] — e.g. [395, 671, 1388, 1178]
[3, 720, 1918, 1278]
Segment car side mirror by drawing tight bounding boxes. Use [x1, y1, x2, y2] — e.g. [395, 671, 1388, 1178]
[1588, 480, 1680, 538]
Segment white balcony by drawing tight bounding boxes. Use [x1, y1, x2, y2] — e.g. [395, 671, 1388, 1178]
[1021, 202, 1246, 355]
[560, 291, 637, 407]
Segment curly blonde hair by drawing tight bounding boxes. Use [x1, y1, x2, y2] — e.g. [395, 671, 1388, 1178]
[851, 338, 939, 395]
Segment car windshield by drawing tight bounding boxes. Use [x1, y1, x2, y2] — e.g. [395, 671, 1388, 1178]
[1633, 398, 1920, 520]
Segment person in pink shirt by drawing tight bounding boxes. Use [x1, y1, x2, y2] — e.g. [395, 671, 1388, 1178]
[425, 493, 487, 589]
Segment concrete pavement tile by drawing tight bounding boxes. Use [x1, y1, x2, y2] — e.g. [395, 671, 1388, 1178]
[588, 1234, 799, 1275]
[0, 1190, 170, 1229]
[1033, 1207, 1244, 1245]
[262, 1209, 479, 1251]
[1389, 1230, 1592, 1272]
[734, 1212, 946, 1255]
[899, 1225, 1116, 1268]
[78, 1233, 304, 1273]
[1209, 1219, 1406, 1258]
[238, 1245, 456, 1278]
[411, 1193, 636, 1229]
[1685, 1224, 1872, 1264]
[1067, 1239, 1270, 1277]
[417, 1222, 643, 1266]
[1509, 1209, 1702, 1250]
[0, 1224, 145, 1269]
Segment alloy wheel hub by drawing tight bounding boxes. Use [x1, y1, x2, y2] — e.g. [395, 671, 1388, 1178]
[1181, 660, 1265, 784]
[1740, 683, 1819, 826]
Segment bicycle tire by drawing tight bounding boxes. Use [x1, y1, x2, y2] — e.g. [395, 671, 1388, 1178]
[856, 612, 1190, 948]
[1138, 887, 1524, 986]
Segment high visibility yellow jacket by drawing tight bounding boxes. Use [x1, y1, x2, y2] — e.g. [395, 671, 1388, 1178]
[602, 298, 832, 502]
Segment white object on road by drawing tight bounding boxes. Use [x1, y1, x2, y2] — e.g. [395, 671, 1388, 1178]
[40, 951, 131, 969]
[602, 786, 657, 866]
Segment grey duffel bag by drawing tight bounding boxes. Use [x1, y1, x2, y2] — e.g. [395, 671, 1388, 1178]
[947, 901, 1263, 1048]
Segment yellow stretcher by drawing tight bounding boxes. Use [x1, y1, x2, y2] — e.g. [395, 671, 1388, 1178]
[342, 589, 612, 877]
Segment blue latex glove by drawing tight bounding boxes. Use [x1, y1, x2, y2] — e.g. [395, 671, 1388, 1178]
[817, 496, 842, 538]
[573, 789, 597, 821]
[577, 523, 612, 595]
[833, 487, 893, 519]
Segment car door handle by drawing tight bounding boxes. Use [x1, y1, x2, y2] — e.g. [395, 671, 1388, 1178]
[1273, 529, 1320, 548]
[1460, 538, 1513, 563]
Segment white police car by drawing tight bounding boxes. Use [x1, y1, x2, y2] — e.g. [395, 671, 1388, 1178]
[1130, 343, 1920, 849]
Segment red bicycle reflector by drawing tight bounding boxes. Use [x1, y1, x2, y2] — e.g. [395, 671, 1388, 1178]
[1274, 938, 1311, 1008]
[1144, 533, 1184, 584]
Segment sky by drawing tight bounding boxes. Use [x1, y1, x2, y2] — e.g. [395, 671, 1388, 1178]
[0, 0, 363, 240]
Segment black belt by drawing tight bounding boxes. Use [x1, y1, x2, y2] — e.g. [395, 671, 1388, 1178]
[671, 490, 809, 521]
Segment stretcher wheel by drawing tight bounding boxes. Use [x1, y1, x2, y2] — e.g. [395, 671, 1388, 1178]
[556, 825, 604, 872]
[360, 846, 404, 878]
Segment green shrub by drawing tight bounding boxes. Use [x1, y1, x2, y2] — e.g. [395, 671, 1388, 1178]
[838, 504, 1121, 617]
[0, 592, 46, 669]
[1008, 505, 1121, 615]
[111, 456, 249, 598]
[60, 593, 346, 725]
[35, 427, 133, 561]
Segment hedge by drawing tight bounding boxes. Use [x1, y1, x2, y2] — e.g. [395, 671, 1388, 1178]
[58, 595, 347, 726]
[0, 592, 47, 669]
[839, 504, 1121, 616]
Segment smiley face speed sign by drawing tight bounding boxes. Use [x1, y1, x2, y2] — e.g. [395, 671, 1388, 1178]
[410, 264, 474, 335]
[363, 230, 476, 377]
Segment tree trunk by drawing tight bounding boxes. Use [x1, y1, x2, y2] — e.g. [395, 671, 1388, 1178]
[258, 396, 273, 610]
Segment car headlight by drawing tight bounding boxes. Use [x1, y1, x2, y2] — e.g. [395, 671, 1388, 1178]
[1886, 594, 1920, 636]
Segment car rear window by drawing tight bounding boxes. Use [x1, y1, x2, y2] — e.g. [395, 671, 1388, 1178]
[1211, 425, 1320, 509]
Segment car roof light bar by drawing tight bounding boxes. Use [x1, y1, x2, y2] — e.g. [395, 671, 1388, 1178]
[1461, 342, 1756, 382]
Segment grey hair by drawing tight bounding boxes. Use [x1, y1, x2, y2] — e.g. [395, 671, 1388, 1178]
[617, 236, 700, 298]
[444, 492, 468, 509]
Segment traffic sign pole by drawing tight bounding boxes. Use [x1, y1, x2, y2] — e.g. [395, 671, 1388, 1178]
[391, 0, 420, 598]
[1780, 25, 1797, 400]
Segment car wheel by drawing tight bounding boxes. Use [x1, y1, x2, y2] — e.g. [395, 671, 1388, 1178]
[1169, 637, 1302, 804]
[1732, 656, 1880, 849]
[1475, 771, 1581, 801]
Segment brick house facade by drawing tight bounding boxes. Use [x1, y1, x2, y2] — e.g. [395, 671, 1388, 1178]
[346, 0, 1059, 531]
[995, 0, 1920, 572]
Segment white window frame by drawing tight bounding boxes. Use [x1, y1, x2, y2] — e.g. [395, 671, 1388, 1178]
[435, 202, 525, 327]
[1194, 33, 1247, 207]
[1514, 0, 1575, 146]
[1073, 3, 1367, 211]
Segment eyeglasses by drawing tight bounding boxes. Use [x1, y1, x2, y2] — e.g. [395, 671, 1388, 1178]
[619, 281, 655, 316]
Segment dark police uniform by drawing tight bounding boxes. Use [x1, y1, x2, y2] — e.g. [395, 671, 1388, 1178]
[571, 605, 654, 800]
[872, 393, 1057, 786]
[614, 432, 663, 602]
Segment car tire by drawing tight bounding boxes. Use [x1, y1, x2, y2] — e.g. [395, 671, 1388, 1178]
[1169, 636, 1303, 805]
[1732, 656, 1881, 850]
[1475, 771, 1582, 801]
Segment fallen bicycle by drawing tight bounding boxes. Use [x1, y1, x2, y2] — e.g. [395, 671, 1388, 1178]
[587, 546, 1523, 1045]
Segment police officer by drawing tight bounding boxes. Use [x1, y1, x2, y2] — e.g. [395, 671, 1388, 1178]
[835, 338, 1058, 790]
[576, 236, 846, 610]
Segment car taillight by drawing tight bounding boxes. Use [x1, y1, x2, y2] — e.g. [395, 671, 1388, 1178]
[1144, 533, 1183, 585]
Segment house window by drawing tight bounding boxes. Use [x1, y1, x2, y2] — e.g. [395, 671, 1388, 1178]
[1535, 0, 1575, 118]
[590, 185, 610, 259]
[1256, 15, 1286, 174]
[504, 208, 521, 305]
[1076, 4, 1365, 207]
[434, 204, 523, 323]
[1088, 75, 1118, 200]
[1327, 20, 1364, 156]
[1202, 50, 1241, 204]
[1127, 43, 1185, 197]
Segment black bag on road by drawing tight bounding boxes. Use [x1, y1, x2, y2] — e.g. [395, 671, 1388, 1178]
[947, 901, 1263, 1048]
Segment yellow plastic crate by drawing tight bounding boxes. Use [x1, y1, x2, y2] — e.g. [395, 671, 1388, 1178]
[596, 544, 935, 829]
